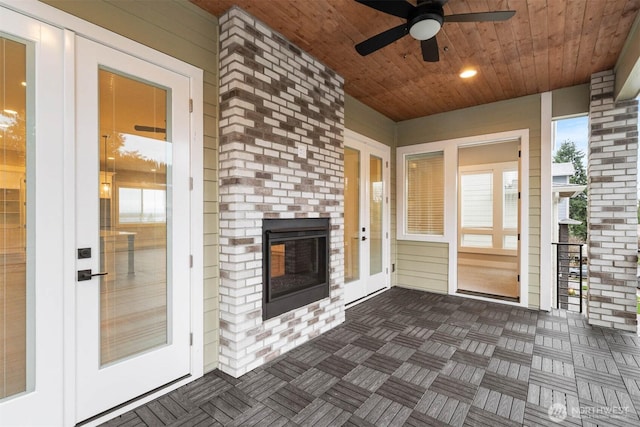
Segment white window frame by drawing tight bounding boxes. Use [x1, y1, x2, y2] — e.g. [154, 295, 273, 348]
[458, 161, 519, 256]
[397, 141, 450, 243]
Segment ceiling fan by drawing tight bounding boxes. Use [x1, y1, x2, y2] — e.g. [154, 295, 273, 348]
[354, 0, 515, 62]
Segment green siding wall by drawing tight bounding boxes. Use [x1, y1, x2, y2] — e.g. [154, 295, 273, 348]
[397, 241, 449, 293]
[43, 0, 221, 372]
[552, 84, 589, 118]
[345, 94, 395, 146]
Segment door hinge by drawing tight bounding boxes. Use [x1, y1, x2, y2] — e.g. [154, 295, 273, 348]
[386, 161, 389, 168]
[190, 255, 193, 268]
[386, 268, 389, 274]
[190, 177, 194, 190]
[518, 150, 521, 158]
[189, 98, 193, 113]
[517, 234, 520, 241]
[386, 232, 389, 239]
[386, 196, 389, 203]
[517, 274, 520, 282]
[190, 333, 193, 346]
[518, 192, 521, 199]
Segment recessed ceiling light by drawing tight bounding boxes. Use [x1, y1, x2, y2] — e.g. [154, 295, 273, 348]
[21, 82, 26, 87]
[459, 69, 478, 79]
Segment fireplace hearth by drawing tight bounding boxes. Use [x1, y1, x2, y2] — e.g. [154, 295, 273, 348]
[263, 218, 330, 320]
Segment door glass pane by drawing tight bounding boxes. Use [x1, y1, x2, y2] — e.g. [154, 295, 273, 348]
[0, 36, 28, 399]
[99, 69, 170, 365]
[344, 147, 359, 283]
[370, 155, 383, 275]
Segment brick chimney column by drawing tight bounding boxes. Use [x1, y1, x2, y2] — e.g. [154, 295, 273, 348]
[587, 70, 638, 332]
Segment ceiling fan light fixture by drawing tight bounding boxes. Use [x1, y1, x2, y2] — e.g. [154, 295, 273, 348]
[409, 18, 441, 40]
[409, 13, 443, 40]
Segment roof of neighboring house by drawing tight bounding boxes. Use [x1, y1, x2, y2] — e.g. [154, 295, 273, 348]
[552, 162, 575, 177]
[553, 183, 586, 198]
[559, 218, 582, 225]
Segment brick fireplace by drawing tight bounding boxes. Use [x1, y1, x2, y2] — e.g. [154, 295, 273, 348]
[218, 7, 345, 377]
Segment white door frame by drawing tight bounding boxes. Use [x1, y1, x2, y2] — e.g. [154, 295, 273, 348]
[0, 1, 204, 425]
[448, 131, 530, 307]
[74, 36, 193, 422]
[0, 7, 65, 425]
[344, 129, 391, 305]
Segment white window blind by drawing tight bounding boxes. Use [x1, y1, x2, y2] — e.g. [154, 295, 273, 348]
[406, 151, 444, 235]
[460, 172, 493, 228]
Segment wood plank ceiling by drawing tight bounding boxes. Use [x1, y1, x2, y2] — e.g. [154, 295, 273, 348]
[192, 0, 640, 122]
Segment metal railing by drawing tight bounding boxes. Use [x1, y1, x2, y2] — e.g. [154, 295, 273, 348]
[552, 242, 585, 312]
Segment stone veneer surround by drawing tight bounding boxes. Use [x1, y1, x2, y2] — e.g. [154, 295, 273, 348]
[218, 7, 345, 377]
[587, 70, 638, 332]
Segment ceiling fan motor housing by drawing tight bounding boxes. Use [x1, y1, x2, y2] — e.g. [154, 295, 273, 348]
[408, 3, 444, 40]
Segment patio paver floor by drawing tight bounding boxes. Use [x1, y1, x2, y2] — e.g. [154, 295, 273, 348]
[102, 288, 640, 426]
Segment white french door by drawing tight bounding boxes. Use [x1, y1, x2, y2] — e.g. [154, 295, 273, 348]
[0, 7, 65, 425]
[344, 132, 390, 304]
[74, 37, 191, 422]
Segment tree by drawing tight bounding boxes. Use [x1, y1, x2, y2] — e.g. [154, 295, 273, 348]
[554, 140, 587, 241]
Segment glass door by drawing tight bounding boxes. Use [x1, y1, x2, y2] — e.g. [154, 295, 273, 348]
[0, 7, 65, 425]
[344, 134, 390, 304]
[75, 37, 191, 422]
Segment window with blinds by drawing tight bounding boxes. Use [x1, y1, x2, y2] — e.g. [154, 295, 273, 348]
[405, 151, 444, 235]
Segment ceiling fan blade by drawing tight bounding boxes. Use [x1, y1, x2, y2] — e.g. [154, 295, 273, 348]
[355, 0, 415, 19]
[355, 23, 409, 56]
[421, 37, 439, 62]
[445, 10, 516, 23]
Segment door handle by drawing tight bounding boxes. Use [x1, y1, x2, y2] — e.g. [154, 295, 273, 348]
[362, 236, 367, 241]
[77, 269, 108, 282]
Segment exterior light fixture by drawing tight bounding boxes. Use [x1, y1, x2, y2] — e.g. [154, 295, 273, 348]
[459, 69, 478, 79]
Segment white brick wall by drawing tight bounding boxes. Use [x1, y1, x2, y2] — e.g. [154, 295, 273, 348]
[587, 70, 639, 332]
[218, 7, 345, 377]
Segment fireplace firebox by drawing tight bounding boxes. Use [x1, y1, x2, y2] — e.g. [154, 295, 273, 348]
[262, 218, 330, 320]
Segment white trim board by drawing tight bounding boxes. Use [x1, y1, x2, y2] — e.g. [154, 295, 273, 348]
[540, 92, 553, 311]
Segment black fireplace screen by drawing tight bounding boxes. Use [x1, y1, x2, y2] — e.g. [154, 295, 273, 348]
[263, 218, 329, 320]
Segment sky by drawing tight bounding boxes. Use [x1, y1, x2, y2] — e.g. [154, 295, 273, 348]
[553, 115, 589, 162]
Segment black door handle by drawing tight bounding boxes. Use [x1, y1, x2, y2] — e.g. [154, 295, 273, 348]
[362, 236, 367, 241]
[77, 269, 108, 282]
